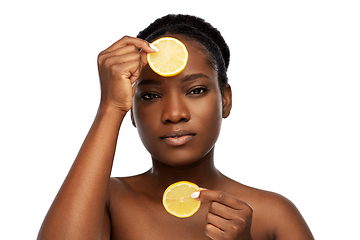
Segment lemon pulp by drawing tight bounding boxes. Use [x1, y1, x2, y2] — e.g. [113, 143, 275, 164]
[162, 181, 201, 218]
[147, 37, 188, 77]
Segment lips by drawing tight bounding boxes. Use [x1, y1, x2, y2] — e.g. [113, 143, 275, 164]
[160, 130, 196, 146]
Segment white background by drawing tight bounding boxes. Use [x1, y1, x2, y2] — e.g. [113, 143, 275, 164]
[1, 0, 359, 239]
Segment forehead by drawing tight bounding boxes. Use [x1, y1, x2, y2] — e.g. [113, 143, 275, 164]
[139, 35, 217, 84]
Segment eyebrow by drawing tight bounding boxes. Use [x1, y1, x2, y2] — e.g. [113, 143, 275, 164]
[137, 79, 161, 87]
[137, 73, 210, 87]
[180, 73, 210, 84]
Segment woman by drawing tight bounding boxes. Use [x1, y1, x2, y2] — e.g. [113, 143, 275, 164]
[38, 14, 314, 240]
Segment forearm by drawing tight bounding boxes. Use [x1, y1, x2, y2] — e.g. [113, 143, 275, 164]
[38, 106, 125, 240]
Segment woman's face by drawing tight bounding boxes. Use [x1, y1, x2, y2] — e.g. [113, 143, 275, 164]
[132, 35, 230, 167]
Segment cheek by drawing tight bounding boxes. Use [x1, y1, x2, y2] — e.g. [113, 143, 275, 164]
[192, 94, 223, 142]
[132, 102, 158, 150]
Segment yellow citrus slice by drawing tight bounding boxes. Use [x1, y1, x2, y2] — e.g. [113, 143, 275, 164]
[147, 37, 188, 77]
[162, 181, 201, 218]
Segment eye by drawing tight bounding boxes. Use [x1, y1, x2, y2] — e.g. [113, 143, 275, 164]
[141, 92, 161, 100]
[187, 87, 208, 95]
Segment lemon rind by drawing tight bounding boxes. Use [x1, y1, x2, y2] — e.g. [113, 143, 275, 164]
[147, 37, 189, 77]
[162, 181, 201, 218]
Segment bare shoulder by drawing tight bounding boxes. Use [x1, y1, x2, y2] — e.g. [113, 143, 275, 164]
[106, 177, 129, 199]
[106, 172, 158, 203]
[107, 174, 146, 197]
[224, 179, 314, 240]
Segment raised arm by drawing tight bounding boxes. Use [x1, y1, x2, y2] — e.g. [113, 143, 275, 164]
[37, 36, 157, 240]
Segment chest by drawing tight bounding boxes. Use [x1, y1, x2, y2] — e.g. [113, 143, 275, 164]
[108, 195, 210, 240]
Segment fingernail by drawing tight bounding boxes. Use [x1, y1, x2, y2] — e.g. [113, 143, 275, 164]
[149, 43, 159, 52]
[191, 191, 200, 199]
[131, 80, 137, 87]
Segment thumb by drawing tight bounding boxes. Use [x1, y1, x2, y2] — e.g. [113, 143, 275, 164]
[190, 188, 209, 202]
[131, 81, 138, 96]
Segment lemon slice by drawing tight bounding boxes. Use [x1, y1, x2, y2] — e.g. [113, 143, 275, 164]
[162, 181, 201, 218]
[147, 37, 188, 77]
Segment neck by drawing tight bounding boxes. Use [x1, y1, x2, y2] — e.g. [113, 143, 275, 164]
[147, 148, 223, 190]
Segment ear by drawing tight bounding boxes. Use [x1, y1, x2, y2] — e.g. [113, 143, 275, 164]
[131, 107, 137, 128]
[222, 84, 232, 118]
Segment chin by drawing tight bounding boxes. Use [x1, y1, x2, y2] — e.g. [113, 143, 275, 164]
[151, 146, 214, 169]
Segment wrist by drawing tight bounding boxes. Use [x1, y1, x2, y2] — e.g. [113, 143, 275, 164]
[97, 104, 128, 122]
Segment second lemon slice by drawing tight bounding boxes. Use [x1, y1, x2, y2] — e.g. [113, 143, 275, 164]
[147, 37, 188, 77]
[162, 181, 201, 218]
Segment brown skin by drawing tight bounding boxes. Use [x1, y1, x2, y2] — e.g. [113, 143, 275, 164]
[37, 36, 314, 240]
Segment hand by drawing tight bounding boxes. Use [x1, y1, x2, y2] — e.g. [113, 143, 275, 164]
[194, 190, 253, 240]
[97, 36, 157, 113]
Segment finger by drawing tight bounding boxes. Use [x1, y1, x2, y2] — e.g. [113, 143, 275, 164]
[129, 65, 142, 84]
[102, 52, 142, 72]
[107, 60, 142, 83]
[98, 44, 139, 65]
[131, 81, 138, 93]
[100, 36, 156, 56]
[139, 50, 148, 66]
[206, 212, 228, 232]
[196, 190, 249, 210]
[209, 201, 235, 220]
[204, 223, 223, 240]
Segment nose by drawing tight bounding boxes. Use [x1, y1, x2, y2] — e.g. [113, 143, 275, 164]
[161, 94, 190, 124]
